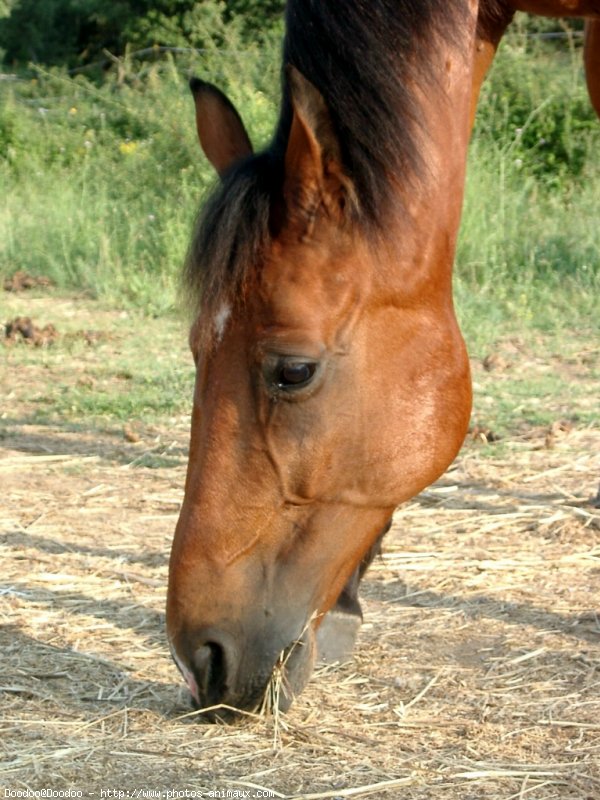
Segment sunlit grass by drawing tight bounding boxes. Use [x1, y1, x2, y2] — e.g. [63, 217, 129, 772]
[1, 23, 598, 346]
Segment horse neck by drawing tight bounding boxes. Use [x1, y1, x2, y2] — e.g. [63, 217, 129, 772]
[374, 17, 479, 306]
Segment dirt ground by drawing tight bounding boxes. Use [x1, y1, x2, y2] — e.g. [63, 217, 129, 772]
[1, 293, 599, 798]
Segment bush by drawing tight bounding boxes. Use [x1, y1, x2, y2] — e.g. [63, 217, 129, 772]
[475, 17, 598, 182]
[0, 0, 284, 67]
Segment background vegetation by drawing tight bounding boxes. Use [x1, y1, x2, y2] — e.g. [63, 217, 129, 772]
[0, 0, 284, 65]
[1, 3, 598, 350]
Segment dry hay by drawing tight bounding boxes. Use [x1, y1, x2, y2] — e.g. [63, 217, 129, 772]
[1, 420, 599, 798]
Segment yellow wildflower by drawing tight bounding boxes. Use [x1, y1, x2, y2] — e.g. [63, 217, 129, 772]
[119, 140, 138, 155]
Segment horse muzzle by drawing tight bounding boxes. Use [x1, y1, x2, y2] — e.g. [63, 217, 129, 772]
[170, 620, 316, 719]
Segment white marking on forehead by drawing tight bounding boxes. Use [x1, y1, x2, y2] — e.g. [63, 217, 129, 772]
[213, 302, 232, 343]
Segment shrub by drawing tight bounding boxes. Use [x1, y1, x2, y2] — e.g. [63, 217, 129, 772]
[0, 0, 284, 67]
[475, 18, 598, 182]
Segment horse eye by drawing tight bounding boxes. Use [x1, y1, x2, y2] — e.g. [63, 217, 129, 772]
[275, 360, 317, 390]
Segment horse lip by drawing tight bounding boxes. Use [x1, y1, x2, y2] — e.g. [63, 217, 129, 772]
[185, 624, 316, 719]
[271, 625, 316, 706]
[168, 637, 200, 705]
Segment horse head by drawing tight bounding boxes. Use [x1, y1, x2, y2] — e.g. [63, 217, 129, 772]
[166, 57, 473, 715]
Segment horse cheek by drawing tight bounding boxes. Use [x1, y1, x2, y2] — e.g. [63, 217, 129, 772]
[357, 314, 471, 505]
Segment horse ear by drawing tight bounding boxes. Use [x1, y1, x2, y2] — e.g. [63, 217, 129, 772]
[283, 66, 352, 228]
[189, 78, 253, 177]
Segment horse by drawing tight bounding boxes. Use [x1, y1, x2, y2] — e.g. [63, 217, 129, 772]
[166, 0, 600, 717]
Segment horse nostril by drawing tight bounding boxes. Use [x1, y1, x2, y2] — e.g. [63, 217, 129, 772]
[193, 641, 227, 706]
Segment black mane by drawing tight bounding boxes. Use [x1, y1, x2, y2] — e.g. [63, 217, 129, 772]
[186, 0, 470, 331]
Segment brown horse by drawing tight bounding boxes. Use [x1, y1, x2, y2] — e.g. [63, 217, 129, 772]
[166, 0, 600, 717]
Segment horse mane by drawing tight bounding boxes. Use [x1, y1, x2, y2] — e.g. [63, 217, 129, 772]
[185, 0, 471, 332]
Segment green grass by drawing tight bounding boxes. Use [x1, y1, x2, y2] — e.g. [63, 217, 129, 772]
[455, 141, 600, 354]
[48, 365, 194, 422]
[471, 358, 599, 441]
[0, 37, 280, 314]
[1, 17, 598, 362]
[0, 65, 214, 314]
[454, 27, 600, 354]
[2, 290, 596, 449]
[0, 293, 195, 430]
